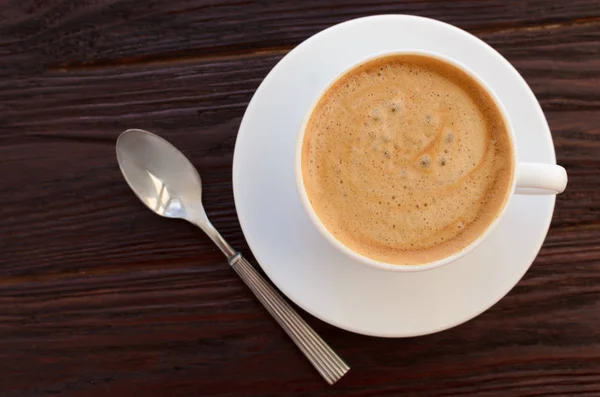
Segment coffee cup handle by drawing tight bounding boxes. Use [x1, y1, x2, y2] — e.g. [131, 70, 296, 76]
[515, 162, 567, 195]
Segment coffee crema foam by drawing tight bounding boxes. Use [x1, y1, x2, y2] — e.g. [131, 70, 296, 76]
[301, 54, 514, 265]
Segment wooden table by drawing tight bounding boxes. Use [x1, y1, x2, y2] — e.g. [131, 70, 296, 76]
[2, 1, 599, 396]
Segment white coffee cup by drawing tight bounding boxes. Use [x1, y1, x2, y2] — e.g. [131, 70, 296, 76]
[294, 50, 567, 272]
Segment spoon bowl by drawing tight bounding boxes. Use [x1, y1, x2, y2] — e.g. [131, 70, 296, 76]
[116, 129, 206, 223]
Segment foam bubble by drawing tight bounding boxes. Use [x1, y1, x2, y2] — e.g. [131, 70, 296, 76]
[370, 108, 382, 120]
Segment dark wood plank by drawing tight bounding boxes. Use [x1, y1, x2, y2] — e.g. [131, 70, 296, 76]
[1, 1, 600, 396]
[1, 0, 600, 74]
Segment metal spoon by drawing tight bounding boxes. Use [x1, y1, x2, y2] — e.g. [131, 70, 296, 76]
[116, 129, 349, 384]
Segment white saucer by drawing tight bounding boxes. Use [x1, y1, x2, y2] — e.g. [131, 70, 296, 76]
[232, 15, 557, 337]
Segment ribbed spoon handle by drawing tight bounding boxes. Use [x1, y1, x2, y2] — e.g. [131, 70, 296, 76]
[231, 255, 350, 385]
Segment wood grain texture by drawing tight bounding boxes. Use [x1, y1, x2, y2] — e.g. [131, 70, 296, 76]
[1, 1, 599, 396]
